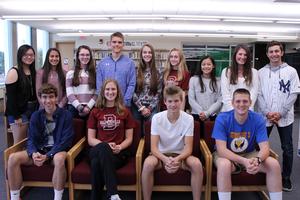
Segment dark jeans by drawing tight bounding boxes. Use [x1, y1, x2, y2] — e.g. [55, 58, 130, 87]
[89, 142, 129, 200]
[267, 123, 293, 178]
[67, 104, 89, 120]
[131, 104, 157, 137]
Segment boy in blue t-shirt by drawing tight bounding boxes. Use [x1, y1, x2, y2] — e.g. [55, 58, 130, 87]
[212, 88, 282, 200]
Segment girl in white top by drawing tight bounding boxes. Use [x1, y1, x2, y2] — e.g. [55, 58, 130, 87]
[189, 55, 222, 121]
[220, 44, 259, 111]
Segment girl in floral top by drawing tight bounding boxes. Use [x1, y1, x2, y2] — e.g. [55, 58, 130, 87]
[132, 43, 163, 136]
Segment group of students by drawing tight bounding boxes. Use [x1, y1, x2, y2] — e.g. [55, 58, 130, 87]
[4, 31, 300, 200]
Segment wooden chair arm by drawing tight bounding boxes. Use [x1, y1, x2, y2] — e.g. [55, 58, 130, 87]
[67, 137, 86, 172]
[270, 149, 279, 160]
[135, 138, 145, 178]
[199, 139, 212, 184]
[4, 138, 28, 180]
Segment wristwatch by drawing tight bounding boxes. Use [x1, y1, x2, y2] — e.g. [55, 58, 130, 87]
[256, 157, 262, 165]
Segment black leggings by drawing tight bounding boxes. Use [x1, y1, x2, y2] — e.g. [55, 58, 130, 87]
[89, 142, 130, 200]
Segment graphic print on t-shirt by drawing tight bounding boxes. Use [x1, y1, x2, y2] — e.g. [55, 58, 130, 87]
[99, 114, 121, 130]
[229, 131, 250, 153]
[167, 76, 178, 86]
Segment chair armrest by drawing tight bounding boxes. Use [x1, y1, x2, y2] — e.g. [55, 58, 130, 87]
[4, 138, 28, 176]
[200, 139, 212, 182]
[67, 137, 86, 173]
[135, 138, 145, 178]
[269, 149, 279, 160]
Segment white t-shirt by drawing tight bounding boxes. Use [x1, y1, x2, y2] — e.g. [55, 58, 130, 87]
[151, 110, 194, 154]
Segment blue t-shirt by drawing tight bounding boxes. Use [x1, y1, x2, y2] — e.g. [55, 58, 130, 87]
[212, 110, 268, 154]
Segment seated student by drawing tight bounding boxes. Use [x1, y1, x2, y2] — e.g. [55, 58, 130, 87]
[7, 83, 74, 200]
[87, 79, 135, 200]
[212, 88, 282, 200]
[142, 85, 203, 200]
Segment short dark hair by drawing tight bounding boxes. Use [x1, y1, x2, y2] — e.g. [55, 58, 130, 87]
[266, 40, 284, 53]
[110, 32, 124, 41]
[38, 83, 58, 97]
[232, 88, 251, 100]
[163, 85, 183, 101]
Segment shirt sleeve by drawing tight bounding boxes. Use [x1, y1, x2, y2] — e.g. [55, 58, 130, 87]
[220, 68, 233, 111]
[125, 108, 136, 129]
[249, 69, 259, 110]
[87, 109, 98, 129]
[181, 71, 190, 91]
[124, 60, 136, 106]
[66, 70, 80, 108]
[255, 114, 269, 143]
[35, 69, 43, 106]
[188, 77, 203, 113]
[96, 61, 104, 94]
[212, 114, 228, 141]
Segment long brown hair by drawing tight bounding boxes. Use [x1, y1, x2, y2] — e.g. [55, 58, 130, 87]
[41, 48, 66, 95]
[197, 55, 218, 93]
[226, 44, 252, 86]
[163, 48, 188, 83]
[136, 43, 159, 95]
[95, 79, 126, 115]
[72, 45, 96, 89]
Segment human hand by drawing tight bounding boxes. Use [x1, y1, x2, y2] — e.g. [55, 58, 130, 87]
[14, 118, 23, 127]
[244, 158, 259, 174]
[141, 108, 151, 117]
[199, 112, 207, 121]
[32, 152, 47, 167]
[82, 106, 90, 114]
[164, 156, 180, 173]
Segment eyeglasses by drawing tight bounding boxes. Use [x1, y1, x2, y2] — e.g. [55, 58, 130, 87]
[23, 54, 35, 58]
[79, 54, 90, 57]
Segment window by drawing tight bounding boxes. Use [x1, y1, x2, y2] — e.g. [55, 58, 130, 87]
[0, 20, 11, 84]
[17, 23, 31, 47]
[37, 29, 49, 68]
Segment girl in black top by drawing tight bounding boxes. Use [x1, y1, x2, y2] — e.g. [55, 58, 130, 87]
[5, 44, 37, 144]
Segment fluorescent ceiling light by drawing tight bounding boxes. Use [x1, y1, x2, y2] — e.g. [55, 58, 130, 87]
[223, 19, 274, 23]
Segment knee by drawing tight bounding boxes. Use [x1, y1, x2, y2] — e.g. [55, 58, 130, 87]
[188, 157, 202, 173]
[8, 152, 24, 168]
[216, 158, 232, 173]
[53, 152, 67, 168]
[264, 157, 281, 173]
[142, 156, 158, 174]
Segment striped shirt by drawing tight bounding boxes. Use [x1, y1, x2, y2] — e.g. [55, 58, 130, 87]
[66, 69, 97, 109]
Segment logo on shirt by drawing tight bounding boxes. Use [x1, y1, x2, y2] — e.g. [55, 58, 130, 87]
[279, 79, 290, 95]
[99, 114, 120, 130]
[167, 76, 178, 86]
[230, 137, 248, 153]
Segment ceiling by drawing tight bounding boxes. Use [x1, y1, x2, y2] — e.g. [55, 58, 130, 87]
[1, 0, 300, 40]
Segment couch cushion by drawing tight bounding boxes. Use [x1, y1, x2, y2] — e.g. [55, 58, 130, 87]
[153, 167, 206, 185]
[211, 167, 266, 186]
[71, 157, 136, 185]
[21, 164, 54, 182]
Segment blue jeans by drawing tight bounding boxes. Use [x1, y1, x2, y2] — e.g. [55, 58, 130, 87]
[131, 104, 158, 137]
[267, 123, 293, 178]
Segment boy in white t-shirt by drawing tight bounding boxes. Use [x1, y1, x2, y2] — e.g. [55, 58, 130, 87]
[141, 85, 203, 200]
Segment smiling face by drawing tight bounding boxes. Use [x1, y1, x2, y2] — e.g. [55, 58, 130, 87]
[142, 45, 153, 64]
[78, 48, 91, 67]
[169, 50, 180, 68]
[266, 45, 284, 66]
[201, 58, 214, 77]
[41, 93, 57, 114]
[110, 36, 124, 55]
[104, 81, 118, 103]
[164, 93, 182, 114]
[22, 49, 35, 66]
[48, 50, 60, 66]
[235, 48, 247, 66]
[232, 93, 251, 116]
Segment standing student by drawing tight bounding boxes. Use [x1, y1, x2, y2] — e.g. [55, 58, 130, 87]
[7, 83, 74, 200]
[162, 48, 190, 110]
[132, 43, 163, 135]
[96, 32, 136, 107]
[36, 48, 67, 108]
[258, 40, 300, 192]
[87, 79, 135, 200]
[5, 44, 38, 144]
[212, 88, 282, 200]
[220, 44, 259, 111]
[142, 86, 203, 200]
[66, 45, 97, 119]
[188, 55, 222, 122]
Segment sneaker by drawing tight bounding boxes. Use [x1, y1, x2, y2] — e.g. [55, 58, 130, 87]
[110, 194, 121, 200]
[282, 177, 293, 192]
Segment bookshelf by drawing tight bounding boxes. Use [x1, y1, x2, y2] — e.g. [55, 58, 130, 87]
[91, 49, 169, 68]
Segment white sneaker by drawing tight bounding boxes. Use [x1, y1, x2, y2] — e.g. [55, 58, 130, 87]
[110, 194, 121, 200]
